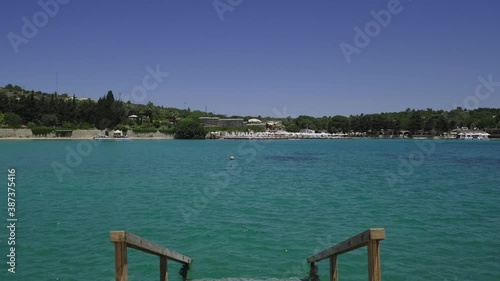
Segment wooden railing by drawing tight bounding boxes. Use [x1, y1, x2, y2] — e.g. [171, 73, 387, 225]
[110, 231, 193, 281]
[307, 228, 385, 281]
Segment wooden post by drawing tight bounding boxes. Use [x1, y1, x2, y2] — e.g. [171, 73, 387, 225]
[160, 255, 168, 281]
[330, 255, 338, 281]
[367, 240, 381, 281]
[114, 242, 128, 281]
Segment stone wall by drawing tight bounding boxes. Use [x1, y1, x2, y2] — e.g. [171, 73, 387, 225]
[127, 131, 174, 139]
[0, 129, 174, 139]
[0, 129, 33, 138]
[67, 130, 100, 138]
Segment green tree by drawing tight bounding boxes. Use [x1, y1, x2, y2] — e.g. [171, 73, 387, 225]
[284, 122, 299, 132]
[0, 93, 9, 112]
[169, 111, 179, 125]
[4, 113, 22, 128]
[94, 91, 126, 129]
[41, 114, 59, 127]
[22, 92, 39, 123]
[435, 115, 449, 132]
[174, 118, 206, 139]
[296, 115, 316, 130]
[328, 115, 350, 133]
[408, 111, 423, 133]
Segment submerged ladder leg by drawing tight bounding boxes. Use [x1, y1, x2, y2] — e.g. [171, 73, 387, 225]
[114, 242, 128, 281]
[368, 240, 381, 281]
[160, 256, 168, 281]
[330, 255, 338, 281]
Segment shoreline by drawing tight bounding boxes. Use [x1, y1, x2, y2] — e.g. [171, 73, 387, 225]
[0, 129, 497, 141]
[0, 136, 498, 141]
[0, 136, 175, 140]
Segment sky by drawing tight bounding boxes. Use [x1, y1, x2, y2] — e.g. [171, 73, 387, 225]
[1, 0, 500, 117]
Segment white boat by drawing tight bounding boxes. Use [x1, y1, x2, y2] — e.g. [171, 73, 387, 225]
[458, 132, 489, 140]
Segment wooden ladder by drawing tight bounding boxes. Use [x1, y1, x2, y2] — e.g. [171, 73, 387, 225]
[307, 228, 385, 281]
[110, 231, 192, 281]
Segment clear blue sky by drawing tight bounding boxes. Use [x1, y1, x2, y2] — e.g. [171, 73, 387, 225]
[1, 0, 500, 117]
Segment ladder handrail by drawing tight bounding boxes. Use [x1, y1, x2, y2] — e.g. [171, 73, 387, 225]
[306, 228, 385, 281]
[110, 230, 192, 281]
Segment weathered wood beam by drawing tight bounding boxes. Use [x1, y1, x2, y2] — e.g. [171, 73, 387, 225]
[110, 231, 192, 264]
[368, 240, 381, 281]
[160, 255, 168, 281]
[114, 242, 128, 281]
[330, 255, 338, 281]
[307, 228, 385, 263]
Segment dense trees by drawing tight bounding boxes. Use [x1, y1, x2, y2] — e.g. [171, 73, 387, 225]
[328, 115, 350, 133]
[41, 114, 59, 127]
[1, 84, 499, 138]
[276, 108, 499, 134]
[94, 91, 126, 129]
[173, 118, 206, 139]
[4, 113, 22, 128]
[0, 87, 130, 130]
[2, 91, 101, 128]
[0, 85, 223, 138]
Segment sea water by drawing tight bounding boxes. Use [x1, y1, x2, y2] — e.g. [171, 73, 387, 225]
[0, 139, 499, 281]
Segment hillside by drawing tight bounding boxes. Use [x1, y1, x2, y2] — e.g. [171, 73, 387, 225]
[1, 84, 499, 138]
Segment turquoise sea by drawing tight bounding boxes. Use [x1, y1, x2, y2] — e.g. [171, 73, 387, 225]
[0, 139, 499, 281]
